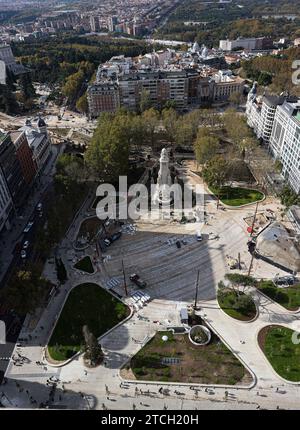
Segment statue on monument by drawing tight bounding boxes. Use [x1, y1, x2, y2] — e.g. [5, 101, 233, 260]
[153, 148, 173, 205]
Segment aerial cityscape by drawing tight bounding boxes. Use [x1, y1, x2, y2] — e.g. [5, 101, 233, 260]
[0, 0, 300, 414]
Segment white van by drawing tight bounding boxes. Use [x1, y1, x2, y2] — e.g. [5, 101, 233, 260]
[196, 231, 202, 242]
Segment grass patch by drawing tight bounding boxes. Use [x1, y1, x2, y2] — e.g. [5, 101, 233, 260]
[258, 280, 300, 311]
[259, 326, 300, 382]
[218, 290, 256, 321]
[130, 331, 250, 385]
[211, 186, 264, 206]
[74, 256, 94, 274]
[48, 283, 129, 361]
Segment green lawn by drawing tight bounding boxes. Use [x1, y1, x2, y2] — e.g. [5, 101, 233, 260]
[74, 256, 94, 273]
[218, 290, 257, 321]
[48, 283, 129, 361]
[258, 281, 300, 311]
[130, 331, 250, 385]
[211, 186, 264, 206]
[260, 326, 300, 382]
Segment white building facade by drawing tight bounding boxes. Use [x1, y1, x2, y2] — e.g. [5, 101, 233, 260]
[269, 101, 300, 193]
[246, 83, 300, 193]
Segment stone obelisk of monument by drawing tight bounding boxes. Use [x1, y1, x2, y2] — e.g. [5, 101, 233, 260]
[154, 148, 172, 204]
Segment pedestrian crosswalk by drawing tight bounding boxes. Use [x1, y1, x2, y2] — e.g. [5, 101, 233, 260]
[106, 278, 121, 289]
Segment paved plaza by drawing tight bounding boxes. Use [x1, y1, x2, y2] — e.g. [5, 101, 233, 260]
[1, 161, 299, 410]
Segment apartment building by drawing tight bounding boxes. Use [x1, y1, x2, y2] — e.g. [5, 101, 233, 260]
[269, 100, 300, 193]
[19, 118, 51, 173]
[246, 84, 285, 143]
[212, 70, 244, 102]
[0, 131, 27, 209]
[87, 81, 120, 118]
[10, 130, 37, 185]
[246, 83, 300, 193]
[0, 166, 13, 233]
[219, 37, 273, 52]
[87, 51, 245, 117]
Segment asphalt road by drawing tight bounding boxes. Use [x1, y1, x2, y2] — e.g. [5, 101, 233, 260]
[0, 144, 63, 383]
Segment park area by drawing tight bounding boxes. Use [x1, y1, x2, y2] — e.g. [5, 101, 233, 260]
[128, 331, 251, 385]
[218, 290, 257, 321]
[211, 186, 264, 207]
[47, 283, 129, 362]
[258, 281, 300, 311]
[258, 326, 300, 382]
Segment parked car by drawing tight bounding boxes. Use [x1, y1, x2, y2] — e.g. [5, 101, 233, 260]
[23, 221, 34, 233]
[22, 240, 30, 250]
[104, 238, 111, 247]
[274, 276, 295, 286]
[130, 273, 147, 289]
[21, 250, 27, 259]
[196, 231, 202, 241]
[176, 240, 181, 249]
[37, 202, 43, 211]
[110, 231, 122, 242]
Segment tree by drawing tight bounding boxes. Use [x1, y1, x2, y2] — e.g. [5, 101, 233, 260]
[223, 108, 255, 159]
[225, 273, 257, 293]
[141, 108, 160, 150]
[76, 92, 88, 114]
[18, 72, 36, 99]
[82, 325, 104, 366]
[55, 257, 68, 284]
[202, 155, 228, 189]
[257, 71, 272, 87]
[229, 91, 244, 106]
[139, 88, 151, 112]
[194, 128, 219, 165]
[85, 110, 131, 182]
[0, 84, 18, 114]
[280, 185, 300, 208]
[1, 264, 50, 315]
[162, 108, 178, 146]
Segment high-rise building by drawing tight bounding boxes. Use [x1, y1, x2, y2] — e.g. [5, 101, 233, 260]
[10, 130, 37, 185]
[269, 100, 300, 193]
[0, 166, 13, 233]
[0, 131, 27, 209]
[107, 16, 118, 32]
[19, 118, 51, 173]
[90, 15, 99, 32]
[246, 84, 300, 193]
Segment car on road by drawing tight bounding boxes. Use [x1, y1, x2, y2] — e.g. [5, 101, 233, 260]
[104, 238, 111, 247]
[22, 240, 30, 250]
[37, 202, 43, 211]
[110, 231, 122, 242]
[196, 231, 202, 241]
[130, 273, 147, 289]
[23, 221, 34, 233]
[274, 276, 296, 286]
[21, 250, 27, 259]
